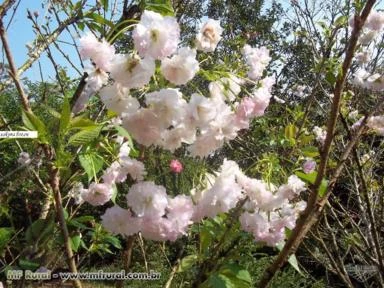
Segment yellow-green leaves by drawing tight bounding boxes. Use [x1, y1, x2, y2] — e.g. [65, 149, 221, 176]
[295, 171, 328, 197]
[21, 110, 49, 144]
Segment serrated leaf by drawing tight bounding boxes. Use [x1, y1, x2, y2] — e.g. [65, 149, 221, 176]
[43, 105, 61, 118]
[177, 255, 198, 272]
[277, 243, 303, 276]
[68, 125, 102, 146]
[79, 152, 104, 182]
[204, 274, 234, 288]
[22, 110, 49, 143]
[59, 97, 71, 137]
[219, 263, 251, 287]
[144, 0, 175, 16]
[70, 235, 81, 252]
[104, 235, 122, 249]
[70, 117, 96, 129]
[85, 13, 114, 28]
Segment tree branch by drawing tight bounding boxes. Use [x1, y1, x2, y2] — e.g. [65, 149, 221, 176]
[257, 1, 377, 286]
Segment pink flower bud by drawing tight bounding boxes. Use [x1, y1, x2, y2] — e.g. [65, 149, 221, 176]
[303, 159, 316, 174]
[170, 159, 183, 173]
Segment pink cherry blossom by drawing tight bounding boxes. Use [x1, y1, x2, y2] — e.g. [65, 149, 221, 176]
[170, 159, 183, 173]
[161, 47, 199, 85]
[242, 45, 271, 80]
[196, 19, 223, 52]
[79, 32, 115, 71]
[126, 181, 168, 218]
[81, 183, 113, 206]
[133, 10, 180, 59]
[101, 206, 141, 236]
[109, 54, 155, 89]
[303, 158, 316, 174]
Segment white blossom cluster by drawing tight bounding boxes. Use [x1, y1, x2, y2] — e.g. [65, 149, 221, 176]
[351, 10, 384, 91]
[73, 10, 295, 245]
[78, 10, 273, 158]
[242, 44, 271, 80]
[193, 159, 307, 246]
[102, 182, 194, 241]
[98, 159, 307, 246]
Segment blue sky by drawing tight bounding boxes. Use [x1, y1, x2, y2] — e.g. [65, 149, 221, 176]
[2, 0, 82, 81]
[1, 1, 383, 83]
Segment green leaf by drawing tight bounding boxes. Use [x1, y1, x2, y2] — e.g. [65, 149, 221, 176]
[318, 179, 328, 197]
[0, 227, 14, 254]
[325, 71, 336, 86]
[70, 234, 81, 252]
[114, 125, 134, 149]
[301, 146, 319, 158]
[85, 13, 114, 28]
[68, 125, 102, 146]
[55, 149, 73, 169]
[219, 263, 252, 287]
[68, 220, 87, 229]
[104, 235, 122, 249]
[295, 171, 328, 197]
[63, 208, 69, 220]
[87, 22, 103, 33]
[203, 274, 234, 288]
[19, 259, 40, 271]
[284, 124, 297, 144]
[335, 15, 347, 27]
[177, 255, 198, 272]
[75, 216, 94, 223]
[70, 117, 96, 129]
[77, 21, 85, 31]
[59, 97, 71, 137]
[143, 0, 175, 16]
[277, 243, 303, 276]
[22, 110, 49, 143]
[295, 171, 316, 183]
[25, 218, 55, 245]
[107, 110, 118, 118]
[110, 183, 118, 204]
[79, 152, 104, 182]
[43, 105, 61, 118]
[101, 0, 109, 10]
